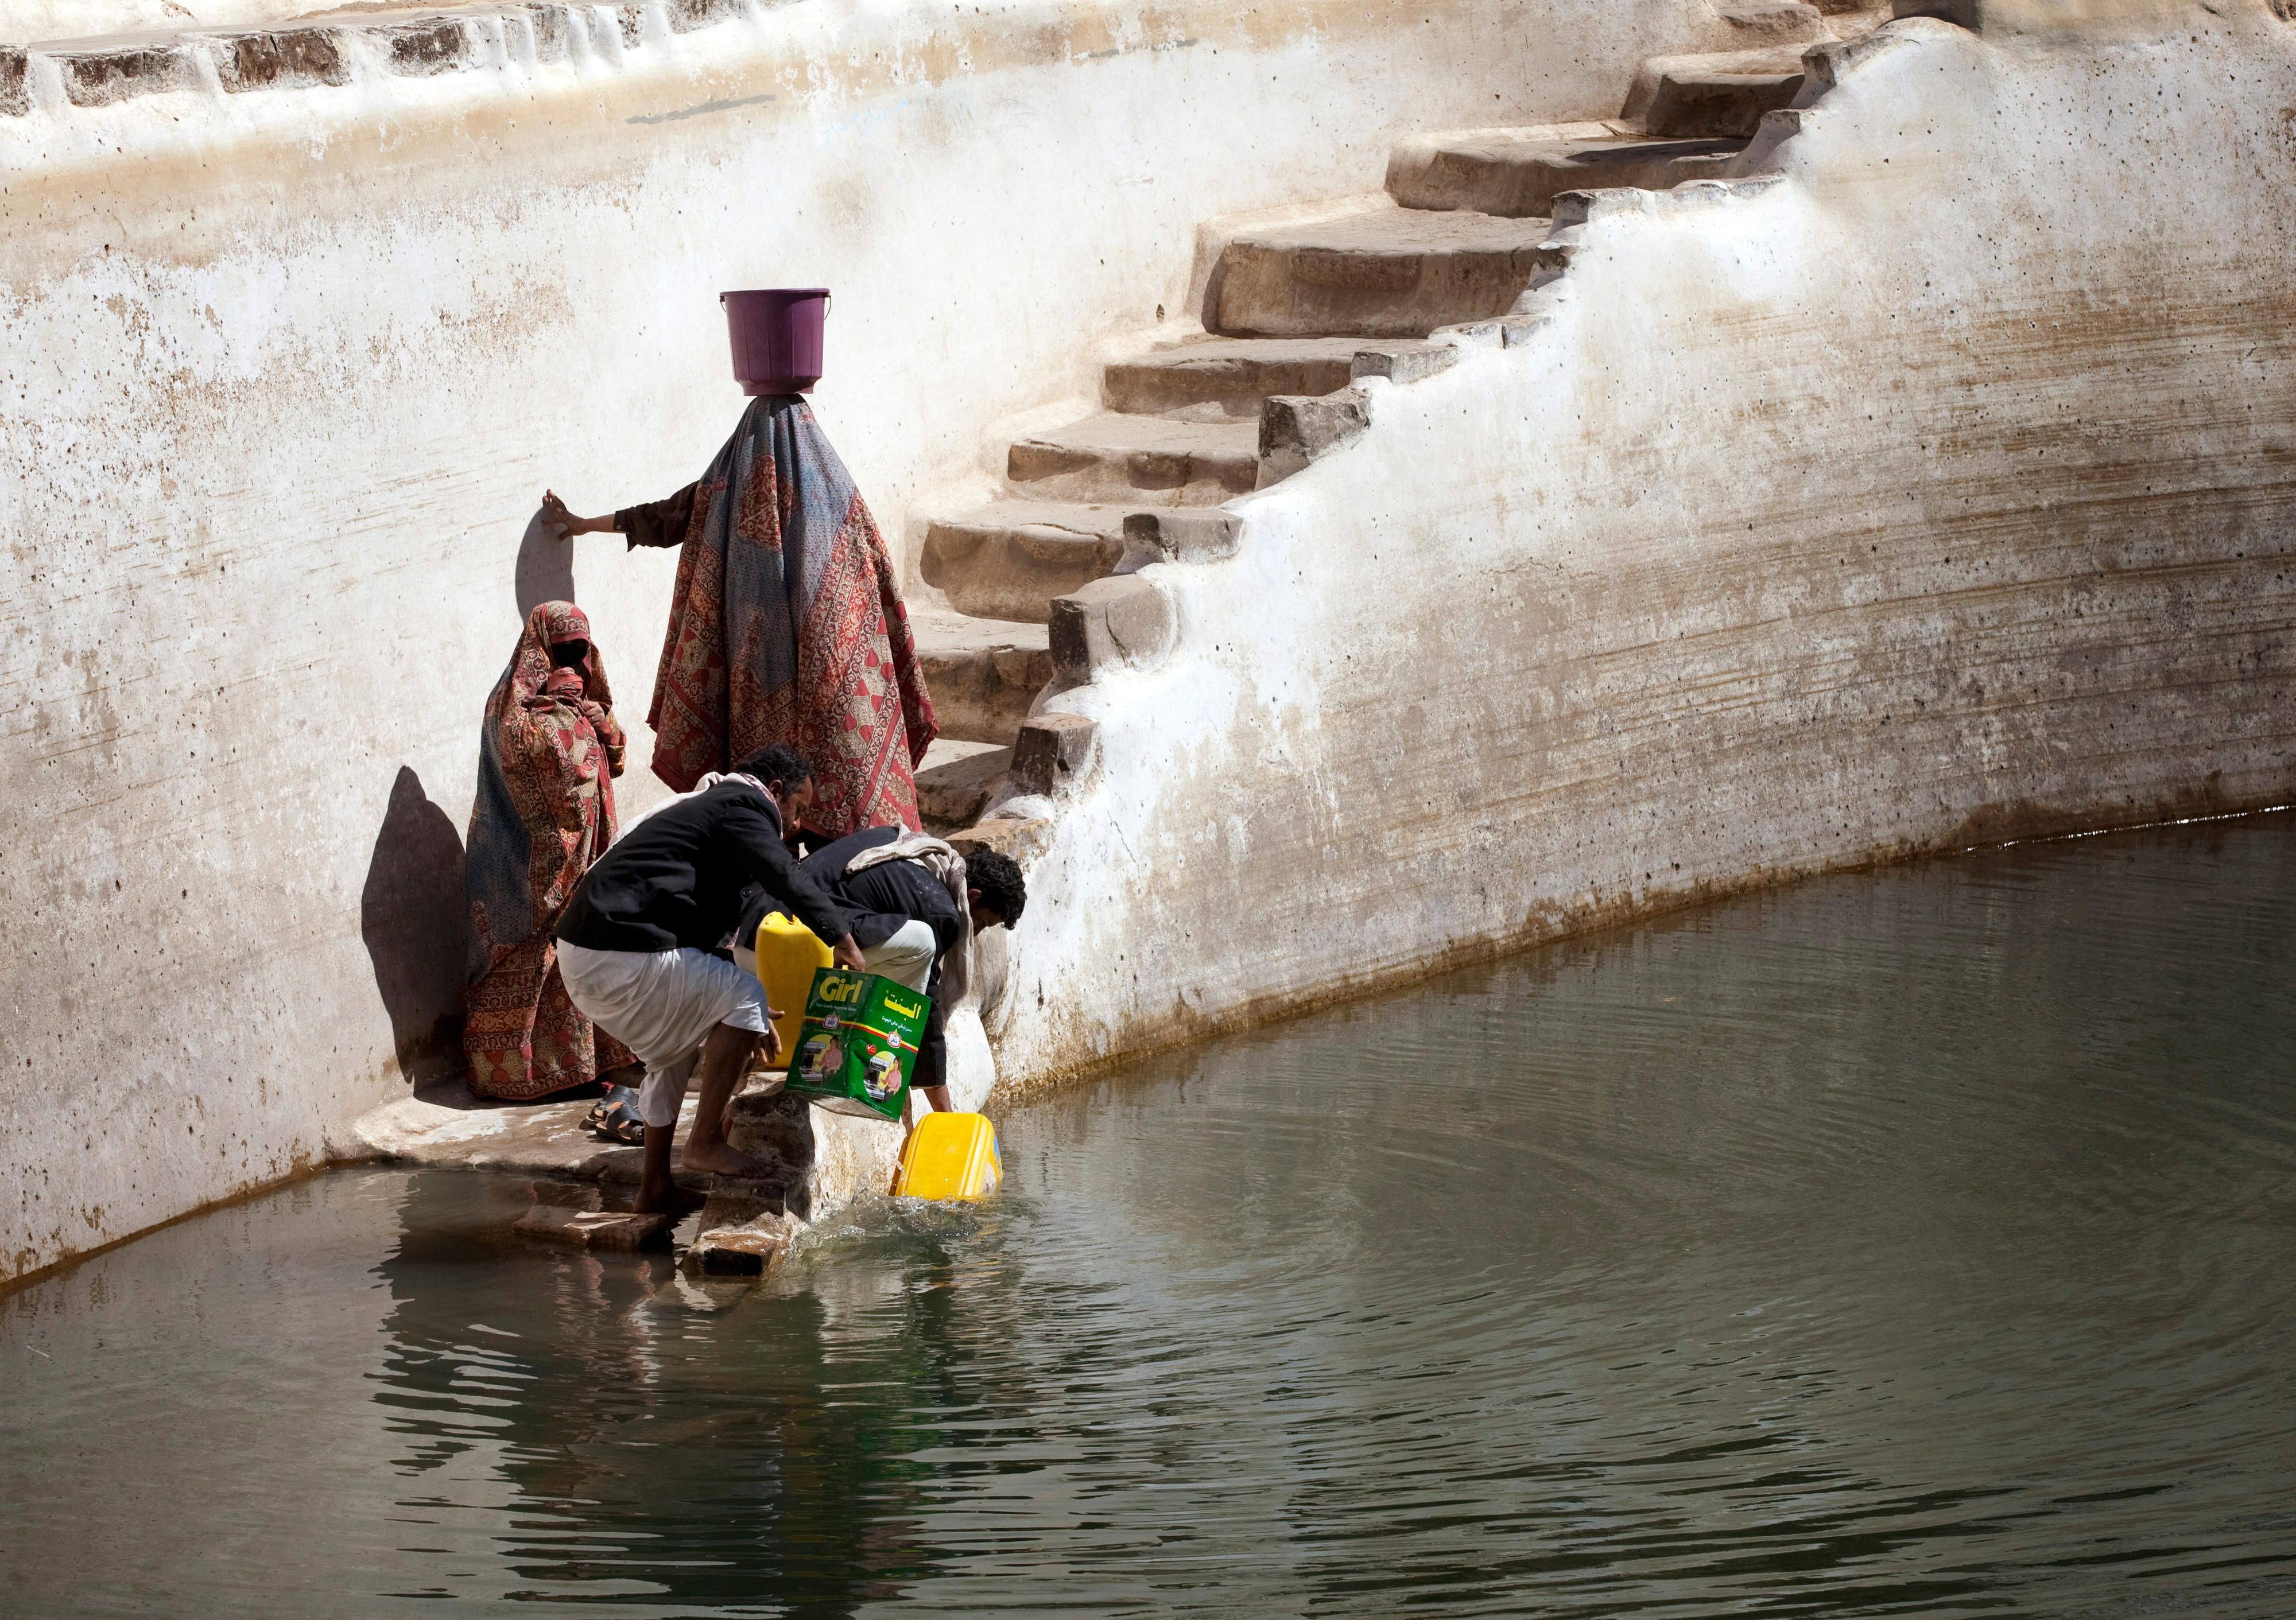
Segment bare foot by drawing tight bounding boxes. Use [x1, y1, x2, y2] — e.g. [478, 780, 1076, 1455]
[679, 1140, 771, 1181]
[633, 1180, 708, 1216]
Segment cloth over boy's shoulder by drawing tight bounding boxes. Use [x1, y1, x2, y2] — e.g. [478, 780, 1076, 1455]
[797, 827, 963, 957]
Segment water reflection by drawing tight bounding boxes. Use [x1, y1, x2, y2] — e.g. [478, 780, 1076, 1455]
[2, 814, 2292, 1618]
[364, 1175, 1000, 1611]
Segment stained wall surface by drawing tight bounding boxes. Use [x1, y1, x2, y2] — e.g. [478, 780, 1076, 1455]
[10, 0, 316, 40]
[10, 0, 2293, 1288]
[992, 11, 2296, 1082]
[0, 0, 1723, 1284]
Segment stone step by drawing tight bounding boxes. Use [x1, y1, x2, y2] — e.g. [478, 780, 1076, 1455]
[1645, 69, 1804, 137]
[1101, 336, 1366, 421]
[1006, 413, 1258, 505]
[909, 608, 1053, 744]
[918, 502, 1130, 625]
[514, 1206, 676, 1251]
[1714, 0, 1825, 41]
[915, 739, 1013, 833]
[1211, 204, 1565, 339]
[1387, 131, 1749, 219]
[1622, 49, 1809, 140]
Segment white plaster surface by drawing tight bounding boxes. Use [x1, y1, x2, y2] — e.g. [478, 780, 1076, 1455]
[3, 0, 1699, 1284]
[8, 0, 305, 42]
[9, 0, 2295, 1285]
[988, 11, 2296, 1090]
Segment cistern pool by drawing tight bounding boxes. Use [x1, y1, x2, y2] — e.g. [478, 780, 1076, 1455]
[5, 815, 2293, 1618]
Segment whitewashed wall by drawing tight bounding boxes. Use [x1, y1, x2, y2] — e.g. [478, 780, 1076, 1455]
[994, 11, 2296, 1083]
[0, 0, 1717, 1283]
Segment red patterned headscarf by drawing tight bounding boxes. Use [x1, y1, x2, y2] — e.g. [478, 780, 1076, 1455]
[465, 601, 626, 977]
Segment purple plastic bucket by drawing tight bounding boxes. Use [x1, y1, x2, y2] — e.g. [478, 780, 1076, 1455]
[721, 288, 830, 396]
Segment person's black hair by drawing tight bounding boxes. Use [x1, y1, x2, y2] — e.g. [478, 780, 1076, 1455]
[548, 639, 588, 668]
[735, 743, 813, 788]
[965, 848, 1026, 926]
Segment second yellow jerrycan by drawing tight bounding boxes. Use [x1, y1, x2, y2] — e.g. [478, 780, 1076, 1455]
[750, 911, 834, 1070]
[895, 1112, 1002, 1200]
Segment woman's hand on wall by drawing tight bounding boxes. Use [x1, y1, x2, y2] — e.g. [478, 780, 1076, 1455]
[541, 490, 612, 541]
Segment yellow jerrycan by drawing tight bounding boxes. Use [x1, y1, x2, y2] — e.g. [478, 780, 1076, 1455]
[894, 1112, 1002, 1199]
[750, 911, 834, 1071]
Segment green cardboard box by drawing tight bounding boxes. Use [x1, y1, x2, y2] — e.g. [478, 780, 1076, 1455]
[783, 968, 931, 1121]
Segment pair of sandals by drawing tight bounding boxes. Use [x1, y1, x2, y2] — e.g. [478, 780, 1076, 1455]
[585, 1083, 646, 1145]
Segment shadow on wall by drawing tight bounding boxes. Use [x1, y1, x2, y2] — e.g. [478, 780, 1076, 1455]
[514, 506, 575, 618]
[361, 767, 470, 1086]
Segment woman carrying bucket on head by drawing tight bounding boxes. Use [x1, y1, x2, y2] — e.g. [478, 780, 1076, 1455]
[461, 601, 648, 1138]
[541, 288, 937, 842]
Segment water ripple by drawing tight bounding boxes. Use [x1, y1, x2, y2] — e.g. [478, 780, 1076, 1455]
[3, 817, 2293, 1617]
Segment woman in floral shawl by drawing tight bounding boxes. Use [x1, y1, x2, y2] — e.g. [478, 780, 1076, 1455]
[463, 601, 644, 1126]
[541, 394, 936, 838]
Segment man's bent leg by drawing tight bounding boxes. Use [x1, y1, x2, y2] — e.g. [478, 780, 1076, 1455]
[864, 921, 950, 1113]
[862, 919, 937, 992]
[679, 1021, 770, 1180]
[633, 1051, 704, 1214]
[635, 1124, 705, 1215]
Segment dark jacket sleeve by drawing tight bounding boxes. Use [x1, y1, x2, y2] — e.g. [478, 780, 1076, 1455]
[799, 829, 905, 947]
[617, 483, 700, 550]
[716, 798, 850, 947]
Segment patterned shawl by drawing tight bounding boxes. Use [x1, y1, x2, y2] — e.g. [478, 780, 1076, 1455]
[647, 396, 936, 836]
[465, 601, 625, 982]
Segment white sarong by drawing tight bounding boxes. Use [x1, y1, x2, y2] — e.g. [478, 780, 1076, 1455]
[559, 941, 771, 1129]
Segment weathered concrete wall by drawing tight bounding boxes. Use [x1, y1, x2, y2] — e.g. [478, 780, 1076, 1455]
[994, 10, 2296, 1081]
[0, 0, 1727, 1283]
[11, 0, 313, 41]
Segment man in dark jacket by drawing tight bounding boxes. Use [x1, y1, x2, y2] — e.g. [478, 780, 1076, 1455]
[557, 744, 864, 1212]
[793, 829, 1027, 1113]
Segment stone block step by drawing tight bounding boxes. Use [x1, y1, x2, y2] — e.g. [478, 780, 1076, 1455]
[1622, 49, 1809, 139]
[909, 608, 1052, 744]
[1645, 70, 1804, 137]
[918, 502, 1130, 625]
[915, 739, 1013, 833]
[1006, 413, 1258, 505]
[1212, 205, 1565, 338]
[1102, 337, 1366, 421]
[514, 1206, 676, 1251]
[1715, 1, 1824, 40]
[1387, 131, 1749, 219]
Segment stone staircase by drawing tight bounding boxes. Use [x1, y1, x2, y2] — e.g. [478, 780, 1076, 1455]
[909, 3, 1886, 840]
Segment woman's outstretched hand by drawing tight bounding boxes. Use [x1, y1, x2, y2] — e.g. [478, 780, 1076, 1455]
[541, 490, 608, 542]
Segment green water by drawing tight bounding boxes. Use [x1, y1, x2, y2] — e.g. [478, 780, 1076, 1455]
[5, 815, 2294, 1617]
